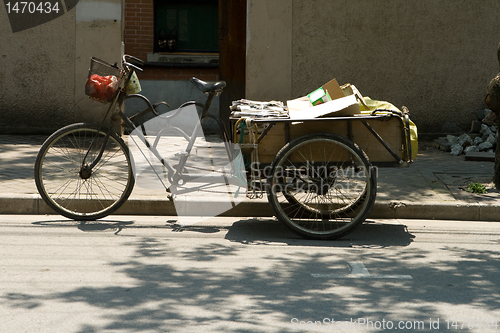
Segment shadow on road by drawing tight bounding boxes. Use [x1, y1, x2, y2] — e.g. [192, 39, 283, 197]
[32, 217, 415, 248]
[2, 218, 499, 332]
[223, 219, 415, 248]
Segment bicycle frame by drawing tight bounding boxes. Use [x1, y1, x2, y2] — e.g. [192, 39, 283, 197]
[82, 59, 245, 196]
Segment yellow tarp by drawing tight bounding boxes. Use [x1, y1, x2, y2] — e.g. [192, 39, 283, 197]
[361, 97, 418, 161]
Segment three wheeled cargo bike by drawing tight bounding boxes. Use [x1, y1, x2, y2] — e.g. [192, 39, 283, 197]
[34, 55, 416, 240]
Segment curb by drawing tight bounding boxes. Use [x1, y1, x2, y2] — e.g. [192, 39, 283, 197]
[1, 196, 499, 222]
[370, 200, 500, 222]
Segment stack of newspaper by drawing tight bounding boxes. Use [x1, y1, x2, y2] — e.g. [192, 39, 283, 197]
[230, 99, 289, 118]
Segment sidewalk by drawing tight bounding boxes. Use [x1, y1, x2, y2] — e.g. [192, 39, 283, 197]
[1, 134, 499, 221]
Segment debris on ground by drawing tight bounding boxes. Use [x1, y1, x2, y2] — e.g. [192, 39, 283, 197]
[433, 109, 498, 159]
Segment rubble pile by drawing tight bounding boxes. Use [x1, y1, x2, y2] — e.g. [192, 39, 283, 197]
[436, 109, 498, 156]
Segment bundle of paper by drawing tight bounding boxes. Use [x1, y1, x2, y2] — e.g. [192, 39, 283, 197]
[230, 99, 289, 118]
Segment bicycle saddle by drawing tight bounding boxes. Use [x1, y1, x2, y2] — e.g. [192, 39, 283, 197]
[190, 77, 226, 94]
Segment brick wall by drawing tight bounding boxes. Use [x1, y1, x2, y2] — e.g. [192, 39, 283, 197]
[124, 0, 219, 82]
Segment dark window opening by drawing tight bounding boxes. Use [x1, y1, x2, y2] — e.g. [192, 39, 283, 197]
[154, 0, 219, 54]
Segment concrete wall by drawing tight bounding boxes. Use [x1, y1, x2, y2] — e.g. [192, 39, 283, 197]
[0, 0, 123, 134]
[3, 0, 499, 135]
[74, 0, 124, 125]
[246, 0, 500, 134]
[246, 0, 292, 103]
[0, 5, 76, 133]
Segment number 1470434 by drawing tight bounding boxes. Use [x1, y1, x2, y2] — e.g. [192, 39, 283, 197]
[6, 2, 60, 14]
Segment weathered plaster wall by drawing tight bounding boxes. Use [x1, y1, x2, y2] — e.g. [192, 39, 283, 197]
[74, 0, 124, 125]
[246, 0, 500, 134]
[292, 0, 500, 134]
[0, 0, 123, 134]
[0, 7, 76, 133]
[246, 0, 292, 102]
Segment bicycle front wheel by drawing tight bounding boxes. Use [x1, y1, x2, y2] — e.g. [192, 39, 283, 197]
[267, 133, 376, 240]
[35, 123, 135, 220]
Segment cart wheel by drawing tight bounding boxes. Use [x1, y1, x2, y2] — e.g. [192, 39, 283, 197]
[267, 133, 376, 240]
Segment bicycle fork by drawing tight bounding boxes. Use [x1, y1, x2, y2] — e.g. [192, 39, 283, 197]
[79, 123, 114, 180]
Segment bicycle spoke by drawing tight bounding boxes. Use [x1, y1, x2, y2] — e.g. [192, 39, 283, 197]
[267, 134, 376, 239]
[35, 124, 134, 219]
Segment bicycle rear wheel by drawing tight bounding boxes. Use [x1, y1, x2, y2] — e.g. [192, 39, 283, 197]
[35, 123, 135, 220]
[267, 133, 376, 240]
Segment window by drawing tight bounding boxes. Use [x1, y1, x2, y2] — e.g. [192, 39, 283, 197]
[154, 0, 219, 54]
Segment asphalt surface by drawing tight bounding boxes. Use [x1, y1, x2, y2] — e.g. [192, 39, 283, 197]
[2, 216, 500, 332]
[1, 134, 499, 222]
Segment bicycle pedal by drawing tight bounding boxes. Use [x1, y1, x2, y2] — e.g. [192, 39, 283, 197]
[167, 193, 176, 202]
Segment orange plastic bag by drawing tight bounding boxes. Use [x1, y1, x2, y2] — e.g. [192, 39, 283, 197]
[85, 74, 118, 102]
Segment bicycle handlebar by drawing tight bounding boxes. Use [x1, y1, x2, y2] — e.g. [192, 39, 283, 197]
[123, 54, 144, 65]
[122, 54, 144, 72]
[124, 61, 143, 72]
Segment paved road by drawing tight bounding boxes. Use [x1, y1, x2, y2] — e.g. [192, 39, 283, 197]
[1, 215, 500, 332]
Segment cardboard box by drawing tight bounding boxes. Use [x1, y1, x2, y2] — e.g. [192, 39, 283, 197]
[287, 78, 361, 118]
[322, 78, 345, 100]
[341, 83, 369, 110]
[255, 116, 406, 164]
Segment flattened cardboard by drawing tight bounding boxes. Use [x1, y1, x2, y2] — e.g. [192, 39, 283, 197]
[287, 78, 361, 118]
[341, 83, 369, 110]
[288, 94, 360, 119]
[287, 96, 311, 113]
